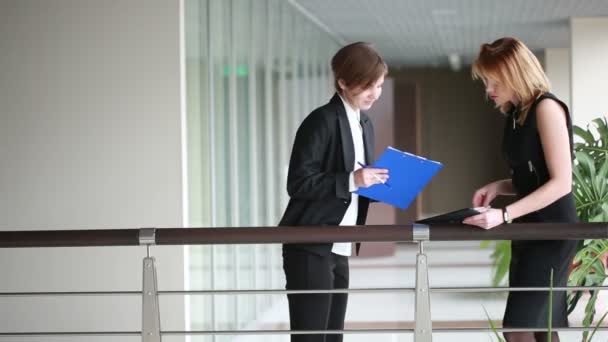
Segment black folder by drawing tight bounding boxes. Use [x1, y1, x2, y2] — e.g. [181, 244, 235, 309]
[415, 208, 480, 224]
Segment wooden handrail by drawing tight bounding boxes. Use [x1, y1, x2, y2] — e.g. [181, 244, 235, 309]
[0, 229, 139, 248]
[0, 223, 606, 248]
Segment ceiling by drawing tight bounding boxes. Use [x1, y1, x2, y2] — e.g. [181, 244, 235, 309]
[293, 0, 608, 67]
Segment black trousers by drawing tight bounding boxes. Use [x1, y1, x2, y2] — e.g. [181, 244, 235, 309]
[283, 248, 349, 342]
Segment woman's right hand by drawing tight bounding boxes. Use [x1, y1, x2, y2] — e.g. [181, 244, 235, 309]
[472, 181, 501, 207]
[354, 167, 389, 188]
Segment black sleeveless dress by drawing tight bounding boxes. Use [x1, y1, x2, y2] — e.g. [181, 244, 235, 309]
[502, 92, 579, 328]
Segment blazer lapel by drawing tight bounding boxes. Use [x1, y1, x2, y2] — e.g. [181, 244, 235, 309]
[360, 114, 374, 164]
[331, 94, 355, 172]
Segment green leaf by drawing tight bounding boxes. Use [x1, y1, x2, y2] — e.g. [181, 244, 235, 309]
[480, 240, 492, 249]
[587, 310, 608, 342]
[490, 240, 511, 286]
[548, 269, 553, 342]
[575, 125, 596, 146]
[591, 117, 608, 141]
[483, 306, 505, 342]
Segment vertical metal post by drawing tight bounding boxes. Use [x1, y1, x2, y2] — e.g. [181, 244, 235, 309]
[413, 223, 432, 342]
[140, 228, 161, 342]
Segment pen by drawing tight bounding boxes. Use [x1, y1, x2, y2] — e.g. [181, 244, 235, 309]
[357, 161, 388, 185]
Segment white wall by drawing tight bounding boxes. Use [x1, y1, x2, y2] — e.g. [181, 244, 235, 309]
[0, 0, 186, 339]
[571, 17, 608, 127]
[545, 48, 571, 109]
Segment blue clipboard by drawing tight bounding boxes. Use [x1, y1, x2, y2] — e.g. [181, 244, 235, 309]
[355, 147, 442, 209]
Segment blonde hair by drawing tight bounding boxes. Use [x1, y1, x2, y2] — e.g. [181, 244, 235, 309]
[472, 37, 550, 124]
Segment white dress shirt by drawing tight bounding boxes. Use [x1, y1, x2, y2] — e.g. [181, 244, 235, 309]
[332, 95, 366, 256]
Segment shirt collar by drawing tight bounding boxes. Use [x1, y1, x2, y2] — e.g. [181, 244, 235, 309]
[338, 94, 360, 122]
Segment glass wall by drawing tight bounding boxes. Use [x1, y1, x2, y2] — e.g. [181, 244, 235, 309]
[184, 0, 339, 340]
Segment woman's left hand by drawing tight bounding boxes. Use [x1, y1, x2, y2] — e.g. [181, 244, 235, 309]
[463, 207, 504, 229]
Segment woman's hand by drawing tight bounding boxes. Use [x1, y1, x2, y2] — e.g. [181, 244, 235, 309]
[463, 207, 504, 229]
[354, 167, 389, 188]
[472, 181, 502, 207]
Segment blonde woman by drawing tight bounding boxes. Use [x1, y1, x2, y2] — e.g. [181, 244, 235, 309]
[464, 37, 578, 342]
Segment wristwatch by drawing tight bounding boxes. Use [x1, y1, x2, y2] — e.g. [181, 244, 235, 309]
[502, 207, 513, 224]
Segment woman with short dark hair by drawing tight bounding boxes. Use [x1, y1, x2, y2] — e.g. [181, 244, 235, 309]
[280, 42, 388, 342]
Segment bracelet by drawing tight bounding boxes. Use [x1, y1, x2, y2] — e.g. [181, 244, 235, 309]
[502, 207, 513, 224]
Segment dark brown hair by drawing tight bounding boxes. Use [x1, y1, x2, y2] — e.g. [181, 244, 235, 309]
[331, 42, 388, 94]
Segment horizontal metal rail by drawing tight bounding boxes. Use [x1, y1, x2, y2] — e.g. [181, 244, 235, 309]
[4, 327, 606, 337]
[1, 285, 607, 297]
[1, 223, 606, 248]
[162, 327, 608, 335]
[432, 285, 608, 292]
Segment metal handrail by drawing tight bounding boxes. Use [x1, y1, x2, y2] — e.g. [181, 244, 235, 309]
[1, 327, 607, 337]
[1, 223, 607, 341]
[1, 284, 607, 298]
[163, 326, 608, 335]
[1, 222, 606, 247]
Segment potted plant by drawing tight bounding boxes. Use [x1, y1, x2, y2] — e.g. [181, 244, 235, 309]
[567, 117, 608, 341]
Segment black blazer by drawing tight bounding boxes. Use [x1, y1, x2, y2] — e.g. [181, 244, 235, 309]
[279, 93, 374, 256]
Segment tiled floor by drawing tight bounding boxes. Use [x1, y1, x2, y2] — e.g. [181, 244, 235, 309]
[240, 242, 607, 342]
